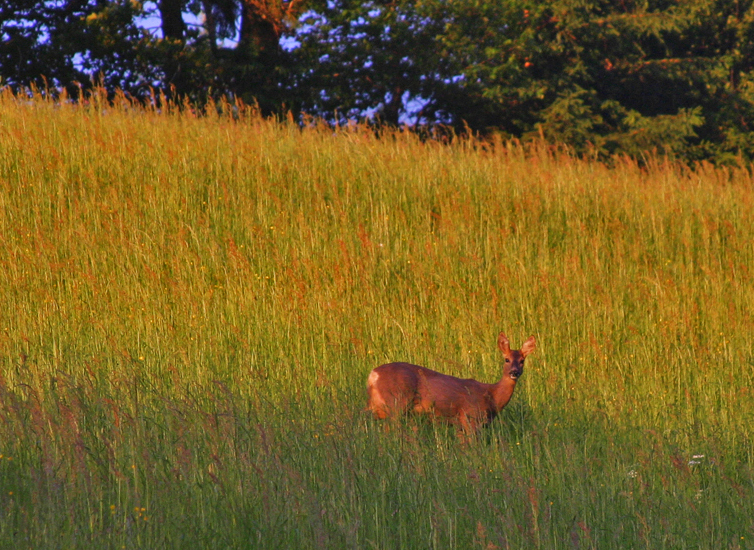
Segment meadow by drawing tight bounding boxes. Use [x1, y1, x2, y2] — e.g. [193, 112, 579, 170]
[1, 90, 754, 549]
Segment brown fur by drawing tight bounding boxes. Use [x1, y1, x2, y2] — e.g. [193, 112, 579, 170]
[367, 333, 536, 433]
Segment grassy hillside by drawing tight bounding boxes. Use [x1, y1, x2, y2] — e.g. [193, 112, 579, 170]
[1, 90, 754, 548]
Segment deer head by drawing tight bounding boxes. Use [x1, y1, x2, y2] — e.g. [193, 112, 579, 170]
[498, 333, 536, 381]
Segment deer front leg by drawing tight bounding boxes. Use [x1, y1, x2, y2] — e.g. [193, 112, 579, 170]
[455, 413, 480, 443]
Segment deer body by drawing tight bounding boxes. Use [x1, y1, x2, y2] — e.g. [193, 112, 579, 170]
[367, 333, 535, 432]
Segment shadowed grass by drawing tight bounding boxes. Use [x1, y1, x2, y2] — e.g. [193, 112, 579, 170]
[1, 89, 753, 548]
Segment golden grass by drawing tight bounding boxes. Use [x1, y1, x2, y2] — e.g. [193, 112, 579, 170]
[1, 89, 753, 548]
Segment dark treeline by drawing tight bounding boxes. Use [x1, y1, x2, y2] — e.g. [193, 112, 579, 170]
[3, 0, 754, 162]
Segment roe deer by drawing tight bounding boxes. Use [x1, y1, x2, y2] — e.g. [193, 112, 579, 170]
[367, 333, 535, 434]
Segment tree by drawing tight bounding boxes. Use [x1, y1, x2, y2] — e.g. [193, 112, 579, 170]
[1, 0, 94, 90]
[292, 0, 446, 125]
[0, 0, 169, 96]
[295, 0, 754, 161]
[1, 0, 310, 110]
[207, 0, 309, 111]
[5, 0, 754, 162]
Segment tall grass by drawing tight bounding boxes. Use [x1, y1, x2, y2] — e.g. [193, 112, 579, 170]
[1, 89, 753, 548]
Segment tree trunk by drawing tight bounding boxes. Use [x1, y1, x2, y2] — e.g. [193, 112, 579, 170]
[202, 0, 218, 54]
[159, 0, 186, 40]
[238, 0, 282, 55]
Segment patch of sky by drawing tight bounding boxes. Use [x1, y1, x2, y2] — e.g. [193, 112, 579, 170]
[281, 35, 300, 51]
[135, 1, 239, 46]
[134, 1, 162, 34]
[71, 52, 88, 73]
[358, 90, 432, 126]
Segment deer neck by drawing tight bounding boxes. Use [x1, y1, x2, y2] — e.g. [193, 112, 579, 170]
[491, 376, 518, 412]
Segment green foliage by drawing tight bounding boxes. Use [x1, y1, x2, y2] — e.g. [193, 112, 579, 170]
[535, 90, 705, 158]
[76, 0, 165, 92]
[4, 0, 754, 161]
[2, 91, 754, 547]
[0, 0, 101, 90]
[0, 0, 304, 109]
[296, 0, 754, 161]
[291, 0, 443, 124]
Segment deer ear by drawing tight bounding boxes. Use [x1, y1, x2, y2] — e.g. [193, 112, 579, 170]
[497, 333, 510, 353]
[521, 336, 536, 357]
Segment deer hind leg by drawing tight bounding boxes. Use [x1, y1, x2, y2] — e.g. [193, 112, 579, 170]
[366, 371, 390, 419]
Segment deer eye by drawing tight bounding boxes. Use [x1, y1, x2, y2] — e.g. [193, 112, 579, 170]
[505, 358, 510, 363]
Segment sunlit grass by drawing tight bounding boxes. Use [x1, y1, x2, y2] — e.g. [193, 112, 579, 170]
[1, 89, 753, 548]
